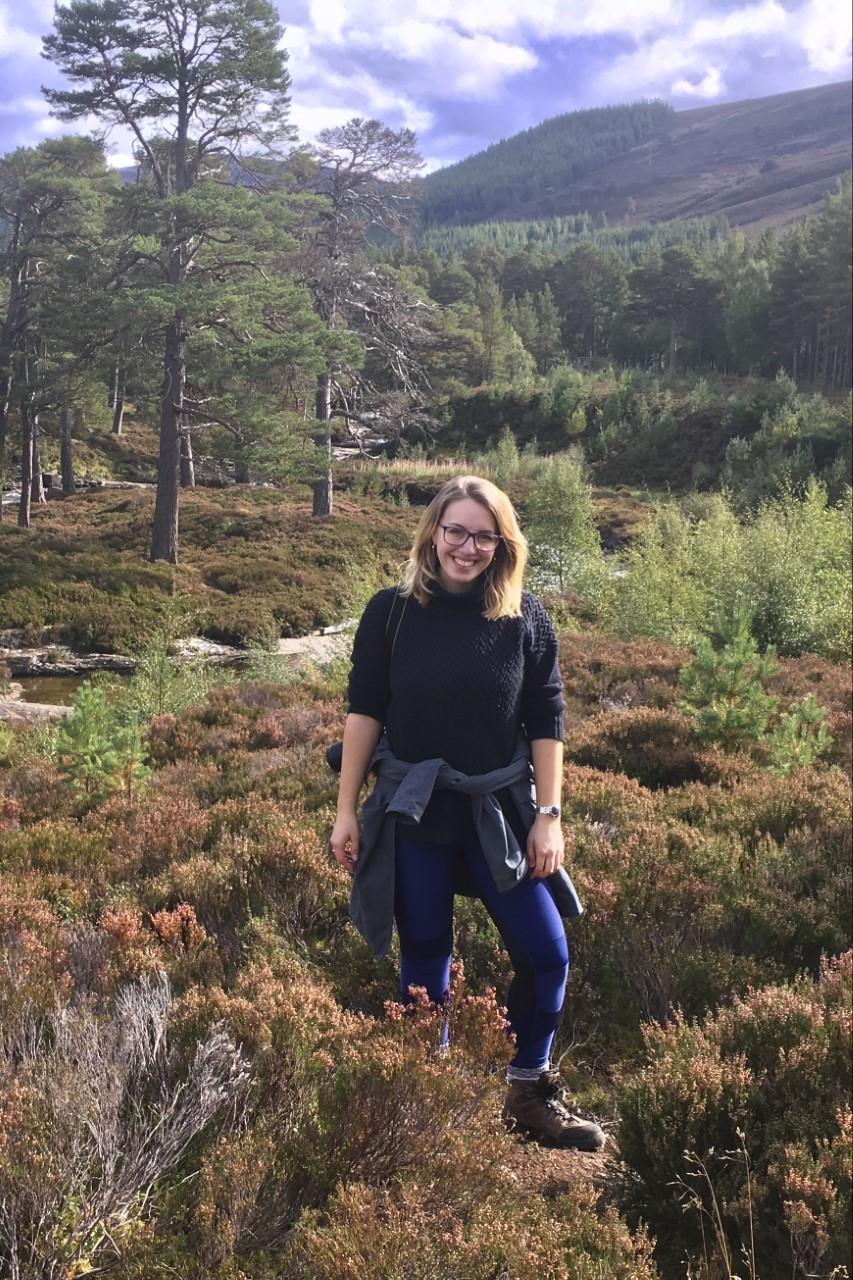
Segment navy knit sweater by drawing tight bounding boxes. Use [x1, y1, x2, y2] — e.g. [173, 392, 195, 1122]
[347, 577, 565, 843]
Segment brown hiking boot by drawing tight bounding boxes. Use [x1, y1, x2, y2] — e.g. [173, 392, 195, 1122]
[502, 1069, 606, 1151]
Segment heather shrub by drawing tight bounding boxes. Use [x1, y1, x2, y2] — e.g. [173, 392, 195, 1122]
[182, 961, 518, 1263]
[146, 794, 349, 951]
[558, 632, 685, 727]
[566, 805, 737, 1036]
[0, 888, 72, 1023]
[83, 790, 210, 879]
[562, 760, 851, 1053]
[566, 706, 733, 789]
[285, 1177, 658, 1280]
[201, 597, 280, 649]
[617, 954, 853, 1277]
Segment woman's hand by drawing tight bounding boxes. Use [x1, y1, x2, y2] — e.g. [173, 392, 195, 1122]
[330, 810, 360, 874]
[526, 815, 564, 879]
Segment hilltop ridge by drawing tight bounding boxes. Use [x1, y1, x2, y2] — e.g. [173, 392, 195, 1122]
[422, 81, 852, 232]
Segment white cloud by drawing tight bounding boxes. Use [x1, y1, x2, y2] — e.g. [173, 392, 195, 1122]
[690, 1, 788, 43]
[799, 0, 853, 75]
[592, 1, 850, 103]
[0, 4, 42, 57]
[0, 94, 46, 116]
[106, 149, 136, 169]
[672, 66, 726, 97]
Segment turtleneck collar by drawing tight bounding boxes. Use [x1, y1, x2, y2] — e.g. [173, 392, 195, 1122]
[426, 573, 488, 610]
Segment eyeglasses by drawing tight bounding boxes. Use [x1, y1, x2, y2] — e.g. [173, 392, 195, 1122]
[438, 524, 503, 553]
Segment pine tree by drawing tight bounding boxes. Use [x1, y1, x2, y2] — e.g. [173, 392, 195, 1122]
[533, 284, 562, 373]
[56, 684, 151, 804]
[679, 613, 780, 750]
[43, 0, 294, 563]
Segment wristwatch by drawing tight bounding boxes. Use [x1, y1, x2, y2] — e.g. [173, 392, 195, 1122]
[533, 803, 561, 818]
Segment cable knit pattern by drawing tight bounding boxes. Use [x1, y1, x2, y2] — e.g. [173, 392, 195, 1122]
[348, 579, 565, 843]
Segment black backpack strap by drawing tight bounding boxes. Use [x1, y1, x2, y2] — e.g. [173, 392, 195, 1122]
[384, 586, 409, 661]
[327, 588, 408, 776]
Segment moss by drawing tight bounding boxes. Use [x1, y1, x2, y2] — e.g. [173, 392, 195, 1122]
[0, 487, 413, 651]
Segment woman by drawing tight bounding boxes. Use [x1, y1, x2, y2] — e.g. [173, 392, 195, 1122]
[330, 475, 604, 1151]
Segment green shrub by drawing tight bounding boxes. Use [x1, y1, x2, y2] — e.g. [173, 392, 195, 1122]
[743, 480, 852, 661]
[55, 684, 150, 806]
[526, 454, 612, 616]
[767, 692, 833, 774]
[614, 485, 852, 660]
[679, 613, 781, 749]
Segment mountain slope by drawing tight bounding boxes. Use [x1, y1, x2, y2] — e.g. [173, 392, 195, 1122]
[424, 82, 852, 232]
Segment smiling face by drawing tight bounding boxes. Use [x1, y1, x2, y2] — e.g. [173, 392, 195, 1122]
[433, 496, 499, 593]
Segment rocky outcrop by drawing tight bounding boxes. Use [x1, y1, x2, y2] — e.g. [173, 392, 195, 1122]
[2, 650, 137, 678]
[0, 698, 70, 724]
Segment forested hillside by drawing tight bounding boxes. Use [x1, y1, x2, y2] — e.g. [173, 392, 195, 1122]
[422, 81, 852, 231]
[421, 101, 674, 226]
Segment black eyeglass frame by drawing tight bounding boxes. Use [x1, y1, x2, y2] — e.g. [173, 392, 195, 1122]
[437, 523, 504, 553]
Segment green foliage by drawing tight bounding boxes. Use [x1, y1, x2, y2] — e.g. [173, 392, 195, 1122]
[723, 377, 852, 510]
[55, 683, 150, 805]
[614, 485, 851, 660]
[526, 454, 611, 614]
[614, 502, 707, 646]
[679, 614, 781, 750]
[767, 692, 833, 775]
[490, 426, 520, 488]
[744, 479, 852, 662]
[120, 632, 233, 723]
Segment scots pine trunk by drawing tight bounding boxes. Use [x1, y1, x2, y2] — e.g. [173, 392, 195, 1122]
[150, 317, 185, 563]
[312, 370, 333, 518]
[60, 405, 75, 493]
[111, 363, 125, 434]
[180, 429, 195, 488]
[30, 415, 46, 505]
[18, 398, 33, 529]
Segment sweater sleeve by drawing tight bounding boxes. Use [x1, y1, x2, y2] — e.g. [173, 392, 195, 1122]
[347, 588, 396, 723]
[520, 593, 565, 741]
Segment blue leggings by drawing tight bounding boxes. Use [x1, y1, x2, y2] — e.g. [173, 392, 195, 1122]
[394, 832, 569, 1071]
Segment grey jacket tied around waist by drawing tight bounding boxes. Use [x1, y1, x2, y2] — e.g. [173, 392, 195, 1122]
[326, 735, 583, 960]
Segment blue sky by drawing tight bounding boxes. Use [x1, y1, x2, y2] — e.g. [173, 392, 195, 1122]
[0, 0, 850, 171]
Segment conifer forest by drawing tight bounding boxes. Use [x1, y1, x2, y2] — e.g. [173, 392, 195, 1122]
[0, 2, 851, 1277]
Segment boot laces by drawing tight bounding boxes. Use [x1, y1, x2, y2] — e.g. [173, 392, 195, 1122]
[538, 1071, 579, 1123]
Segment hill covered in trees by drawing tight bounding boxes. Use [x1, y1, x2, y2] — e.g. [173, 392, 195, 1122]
[422, 82, 852, 232]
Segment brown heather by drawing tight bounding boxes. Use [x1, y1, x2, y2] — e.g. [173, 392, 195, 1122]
[0, 628, 848, 1276]
[617, 953, 852, 1277]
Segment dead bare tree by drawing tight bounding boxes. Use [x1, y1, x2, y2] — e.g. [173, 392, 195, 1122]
[301, 118, 431, 516]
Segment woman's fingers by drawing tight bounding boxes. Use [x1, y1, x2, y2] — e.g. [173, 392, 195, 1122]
[527, 838, 564, 878]
[331, 818, 360, 872]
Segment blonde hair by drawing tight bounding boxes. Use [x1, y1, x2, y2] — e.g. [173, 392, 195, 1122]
[401, 475, 528, 619]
